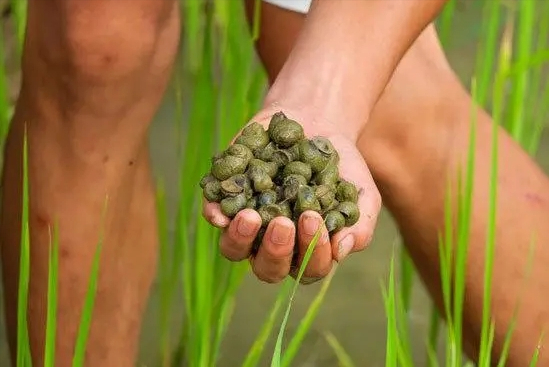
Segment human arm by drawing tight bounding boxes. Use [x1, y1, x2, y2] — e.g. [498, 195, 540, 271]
[203, 0, 449, 283]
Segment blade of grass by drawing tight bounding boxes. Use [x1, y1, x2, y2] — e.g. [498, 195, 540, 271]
[426, 306, 441, 367]
[399, 245, 414, 313]
[71, 199, 106, 367]
[44, 222, 59, 367]
[324, 331, 356, 367]
[507, 0, 534, 142]
[0, 23, 11, 146]
[16, 125, 31, 367]
[450, 76, 478, 367]
[280, 264, 338, 367]
[270, 226, 324, 367]
[528, 332, 545, 367]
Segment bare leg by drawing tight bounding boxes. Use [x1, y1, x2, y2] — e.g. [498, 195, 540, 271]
[248, 2, 549, 365]
[0, 0, 180, 366]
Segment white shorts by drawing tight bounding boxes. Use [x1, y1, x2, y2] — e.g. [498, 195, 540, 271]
[263, 0, 312, 14]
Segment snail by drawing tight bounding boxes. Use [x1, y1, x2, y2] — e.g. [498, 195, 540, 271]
[282, 161, 312, 182]
[314, 184, 336, 210]
[235, 122, 270, 151]
[200, 111, 361, 257]
[220, 193, 247, 218]
[211, 155, 248, 181]
[294, 185, 321, 219]
[298, 136, 338, 173]
[313, 163, 339, 188]
[337, 201, 360, 226]
[248, 166, 274, 192]
[325, 210, 346, 233]
[336, 180, 359, 203]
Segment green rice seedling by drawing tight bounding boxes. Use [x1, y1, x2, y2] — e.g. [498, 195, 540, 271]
[43, 223, 59, 367]
[280, 263, 338, 367]
[270, 227, 324, 367]
[10, 0, 26, 55]
[16, 126, 31, 367]
[0, 23, 11, 147]
[382, 252, 413, 367]
[71, 201, 105, 367]
[324, 331, 356, 367]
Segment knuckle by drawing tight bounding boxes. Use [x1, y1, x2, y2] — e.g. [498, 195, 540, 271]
[220, 239, 248, 262]
[263, 243, 294, 260]
[304, 265, 331, 279]
[355, 229, 374, 252]
[253, 264, 286, 284]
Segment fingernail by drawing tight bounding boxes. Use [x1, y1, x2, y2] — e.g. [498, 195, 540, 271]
[338, 234, 355, 260]
[212, 214, 228, 228]
[302, 215, 321, 236]
[237, 217, 257, 237]
[271, 222, 293, 246]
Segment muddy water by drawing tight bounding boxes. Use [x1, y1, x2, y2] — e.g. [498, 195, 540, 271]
[1, 2, 549, 366]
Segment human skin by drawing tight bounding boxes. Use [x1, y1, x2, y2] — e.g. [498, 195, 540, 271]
[203, 0, 448, 283]
[244, 1, 549, 365]
[0, 0, 180, 366]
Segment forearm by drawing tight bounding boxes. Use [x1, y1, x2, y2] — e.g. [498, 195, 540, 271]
[264, 0, 448, 141]
[361, 81, 549, 364]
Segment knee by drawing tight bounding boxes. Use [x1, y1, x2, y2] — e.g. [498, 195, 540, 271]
[28, 0, 179, 82]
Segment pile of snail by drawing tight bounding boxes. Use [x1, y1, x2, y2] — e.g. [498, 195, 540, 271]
[200, 111, 360, 253]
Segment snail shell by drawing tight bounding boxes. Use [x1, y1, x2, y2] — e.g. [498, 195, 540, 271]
[337, 201, 360, 226]
[268, 117, 305, 148]
[268, 111, 288, 133]
[258, 204, 286, 227]
[294, 185, 321, 218]
[257, 190, 278, 207]
[211, 155, 248, 181]
[257, 141, 277, 161]
[314, 163, 339, 188]
[203, 180, 222, 202]
[298, 137, 338, 173]
[248, 158, 278, 178]
[199, 173, 217, 189]
[226, 144, 253, 165]
[248, 166, 274, 192]
[325, 210, 345, 233]
[282, 174, 308, 202]
[220, 174, 251, 197]
[235, 122, 270, 151]
[282, 161, 312, 182]
[220, 193, 247, 218]
[314, 184, 336, 209]
[279, 201, 292, 218]
[336, 180, 359, 203]
[246, 196, 257, 210]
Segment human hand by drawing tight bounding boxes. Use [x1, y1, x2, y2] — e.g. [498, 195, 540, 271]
[202, 108, 381, 284]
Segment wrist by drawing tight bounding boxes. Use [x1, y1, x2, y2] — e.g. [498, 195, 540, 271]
[260, 79, 372, 143]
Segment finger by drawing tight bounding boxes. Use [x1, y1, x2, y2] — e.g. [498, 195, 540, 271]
[252, 216, 295, 283]
[219, 209, 262, 261]
[294, 210, 332, 280]
[327, 135, 382, 261]
[202, 200, 230, 228]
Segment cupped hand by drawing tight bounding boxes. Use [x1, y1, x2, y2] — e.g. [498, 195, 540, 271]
[202, 109, 381, 284]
